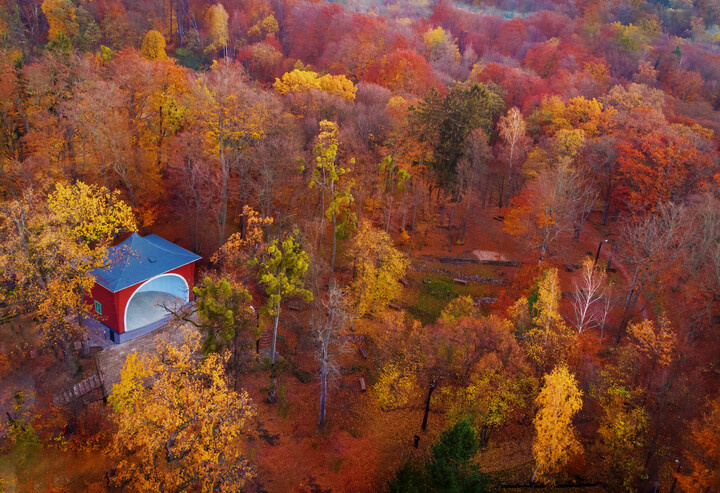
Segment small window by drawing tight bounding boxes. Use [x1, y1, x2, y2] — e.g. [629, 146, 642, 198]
[94, 300, 102, 315]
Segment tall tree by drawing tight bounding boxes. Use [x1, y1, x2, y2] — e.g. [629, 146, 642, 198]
[314, 285, 351, 428]
[571, 256, 610, 334]
[389, 420, 497, 492]
[41, 0, 78, 42]
[309, 120, 355, 285]
[0, 182, 136, 361]
[189, 60, 268, 248]
[616, 203, 690, 342]
[257, 233, 313, 402]
[532, 364, 583, 485]
[497, 106, 530, 207]
[205, 3, 229, 58]
[108, 329, 256, 491]
[412, 81, 503, 191]
[347, 220, 408, 317]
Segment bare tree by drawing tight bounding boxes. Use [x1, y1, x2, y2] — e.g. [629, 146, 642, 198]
[314, 286, 352, 429]
[572, 257, 609, 334]
[583, 137, 618, 225]
[457, 129, 490, 245]
[598, 284, 615, 339]
[498, 106, 530, 207]
[616, 203, 692, 343]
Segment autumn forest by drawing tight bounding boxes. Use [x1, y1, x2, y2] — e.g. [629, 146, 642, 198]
[1, 0, 720, 490]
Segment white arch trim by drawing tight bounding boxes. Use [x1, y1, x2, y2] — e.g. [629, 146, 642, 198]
[123, 273, 190, 332]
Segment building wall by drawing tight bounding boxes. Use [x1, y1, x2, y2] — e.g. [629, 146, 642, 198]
[86, 284, 120, 332]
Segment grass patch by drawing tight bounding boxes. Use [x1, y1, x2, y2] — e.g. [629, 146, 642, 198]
[403, 273, 494, 325]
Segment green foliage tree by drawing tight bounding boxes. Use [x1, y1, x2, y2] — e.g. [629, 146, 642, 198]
[389, 420, 497, 492]
[258, 234, 313, 402]
[412, 82, 504, 190]
[193, 277, 255, 353]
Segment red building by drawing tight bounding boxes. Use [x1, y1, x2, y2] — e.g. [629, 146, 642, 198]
[87, 233, 201, 343]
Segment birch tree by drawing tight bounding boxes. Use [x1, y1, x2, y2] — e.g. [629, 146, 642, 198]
[314, 285, 352, 428]
[572, 256, 609, 334]
[498, 106, 529, 206]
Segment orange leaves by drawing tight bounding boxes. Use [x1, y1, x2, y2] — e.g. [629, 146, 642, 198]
[366, 49, 439, 95]
[614, 127, 713, 213]
[628, 317, 677, 367]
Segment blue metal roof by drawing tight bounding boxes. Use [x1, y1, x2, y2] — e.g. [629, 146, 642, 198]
[91, 233, 201, 293]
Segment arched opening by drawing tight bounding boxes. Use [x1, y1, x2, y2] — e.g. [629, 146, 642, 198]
[124, 274, 189, 332]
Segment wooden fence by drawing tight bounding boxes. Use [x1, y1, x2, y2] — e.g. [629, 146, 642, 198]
[52, 374, 103, 406]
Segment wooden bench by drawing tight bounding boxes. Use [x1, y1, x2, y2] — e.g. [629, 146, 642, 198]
[359, 347, 368, 359]
[359, 377, 367, 392]
[398, 278, 409, 287]
[388, 303, 402, 311]
[453, 278, 467, 286]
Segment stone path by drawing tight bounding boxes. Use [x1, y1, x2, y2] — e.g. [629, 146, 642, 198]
[95, 321, 195, 395]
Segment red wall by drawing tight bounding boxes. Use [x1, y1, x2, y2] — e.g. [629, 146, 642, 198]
[87, 262, 197, 335]
[87, 284, 120, 332]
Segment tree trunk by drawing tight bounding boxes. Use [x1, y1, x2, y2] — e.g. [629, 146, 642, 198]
[601, 180, 612, 226]
[318, 365, 327, 428]
[330, 212, 337, 287]
[616, 266, 642, 344]
[407, 185, 419, 256]
[421, 379, 437, 431]
[271, 306, 280, 363]
[460, 191, 472, 245]
[498, 176, 505, 209]
[401, 186, 409, 230]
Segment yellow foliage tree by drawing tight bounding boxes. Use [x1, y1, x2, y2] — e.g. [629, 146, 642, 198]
[41, 0, 78, 41]
[597, 385, 648, 489]
[0, 182, 136, 357]
[273, 69, 357, 101]
[532, 364, 583, 484]
[347, 220, 408, 317]
[439, 295, 480, 324]
[212, 205, 274, 281]
[373, 362, 418, 410]
[108, 329, 255, 490]
[423, 26, 460, 62]
[628, 317, 676, 368]
[190, 60, 268, 246]
[248, 14, 279, 40]
[205, 3, 229, 56]
[523, 268, 577, 369]
[533, 95, 616, 138]
[140, 30, 167, 60]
